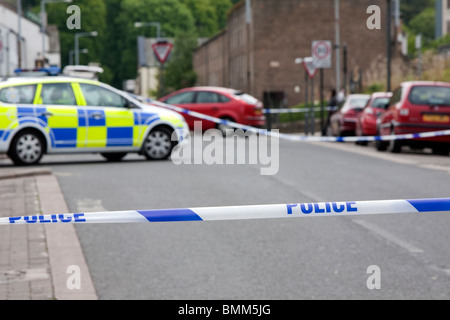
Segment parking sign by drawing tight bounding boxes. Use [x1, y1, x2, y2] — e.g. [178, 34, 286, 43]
[312, 41, 332, 69]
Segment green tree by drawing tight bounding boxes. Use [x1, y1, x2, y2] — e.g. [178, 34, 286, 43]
[409, 7, 435, 40]
[401, 0, 435, 26]
[30, 0, 234, 90]
[111, 0, 196, 87]
[212, 0, 233, 30]
[46, 0, 107, 68]
[164, 30, 198, 93]
[180, 0, 221, 37]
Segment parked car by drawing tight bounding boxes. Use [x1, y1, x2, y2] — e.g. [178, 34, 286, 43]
[376, 81, 450, 154]
[159, 86, 265, 133]
[328, 94, 370, 136]
[0, 76, 188, 165]
[355, 92, 392, 145]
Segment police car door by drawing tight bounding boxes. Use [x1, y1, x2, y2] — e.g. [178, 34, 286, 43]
[38, 82, 81, 149]
[78, 83, 137, 149]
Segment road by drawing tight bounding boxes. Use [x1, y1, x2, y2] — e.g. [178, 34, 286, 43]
[40, 137, 450, 299]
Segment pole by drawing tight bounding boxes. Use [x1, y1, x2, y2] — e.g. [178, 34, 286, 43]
[320, 68, 324, 135]
[74, 34, 79, 65]
[304, 71, 309, 135]
[40, 0, 46, 61]
[335, 0, 340, 95]
[343, 44, 347, 94]
[160, 63, 165, 98]
[17, 0, 22, 68]
[310, 77, 315, 135]
[386, 0, 391, 92]
[416, 34, 422, 79]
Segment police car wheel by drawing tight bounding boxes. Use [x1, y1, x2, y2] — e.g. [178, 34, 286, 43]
[143, 127, 173, 160]
[8, 130, 44, 166]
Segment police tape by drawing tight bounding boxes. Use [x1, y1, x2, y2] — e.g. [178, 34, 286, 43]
[262, 106, 336, 114]
[147, 98, 450, 143]
[1, 198, 450, 225]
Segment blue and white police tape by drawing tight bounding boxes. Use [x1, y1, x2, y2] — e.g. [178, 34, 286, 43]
[2, 198, 450, 225]
[146, 98, 450, 143]
[262, 106, 336, 114]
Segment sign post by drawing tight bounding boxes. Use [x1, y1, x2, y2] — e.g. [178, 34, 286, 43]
[152, 40, 173, 98]
[312, 40, 332, 136]
[301, 58, 316, 135]
[0, 33, 3, 76]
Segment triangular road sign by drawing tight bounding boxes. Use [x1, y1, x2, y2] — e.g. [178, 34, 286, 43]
[302, 57, 317, 79]
[152, 41, 173, 64]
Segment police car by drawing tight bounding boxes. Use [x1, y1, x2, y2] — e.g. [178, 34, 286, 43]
[0, 76, 188, 165]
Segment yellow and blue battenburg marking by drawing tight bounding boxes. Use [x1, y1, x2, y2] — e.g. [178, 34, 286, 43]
[0, 105, 160, 149]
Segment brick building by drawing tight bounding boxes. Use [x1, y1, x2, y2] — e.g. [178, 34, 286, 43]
[193, 0, 398, 107]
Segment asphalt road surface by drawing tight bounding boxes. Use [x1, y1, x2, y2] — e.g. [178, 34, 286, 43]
[41, 137, 450, 299]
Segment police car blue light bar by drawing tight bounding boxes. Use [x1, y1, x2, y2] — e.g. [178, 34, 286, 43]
[14, 66, 61, 76]
[145, 98, 450, 143]
[1, 198, 449, 225]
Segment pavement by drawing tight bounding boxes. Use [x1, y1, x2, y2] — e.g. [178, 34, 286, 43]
[0, 155, 97, 300]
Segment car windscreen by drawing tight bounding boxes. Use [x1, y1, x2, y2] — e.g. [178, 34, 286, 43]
[349, 97, 370, 108]
[371, 97, 390, 108]
[233, 91, 259, 105]
[408, 86, 450, 106]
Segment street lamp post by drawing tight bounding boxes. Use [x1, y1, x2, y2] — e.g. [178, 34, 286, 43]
[69, 48, 88, 66]
[40, 0, 72, 63]
[134, 22, 161, 39]
[74, 31, 98, 65]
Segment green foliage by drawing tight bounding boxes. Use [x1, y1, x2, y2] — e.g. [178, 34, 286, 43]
[400, 0, 435, 26]
[408, 7, 435, 40]
[46, 0, 107, 68]
[109, 0, 233, 90]
[111, 0, 196, 87]
[163, 31, 198, 94]
[180, 0, 219, 37]
[364, 83, 385, 94]
[29, 0, 234, 90]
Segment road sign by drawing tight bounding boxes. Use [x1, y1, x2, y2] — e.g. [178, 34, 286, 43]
[312, 40, 332, 69]
[152, 40, 173, 65]
[302, 57, 317, 79]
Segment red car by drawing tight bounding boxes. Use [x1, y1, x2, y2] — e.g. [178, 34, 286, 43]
[159, 86, 265, 133]
[355, 92, 392, 144]
[376, 81, 450, 154]
[329, 94, 370, 136]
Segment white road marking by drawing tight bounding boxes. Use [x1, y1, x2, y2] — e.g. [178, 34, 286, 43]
[76, 198, 107, 213]
[352, 218, 423, 254]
